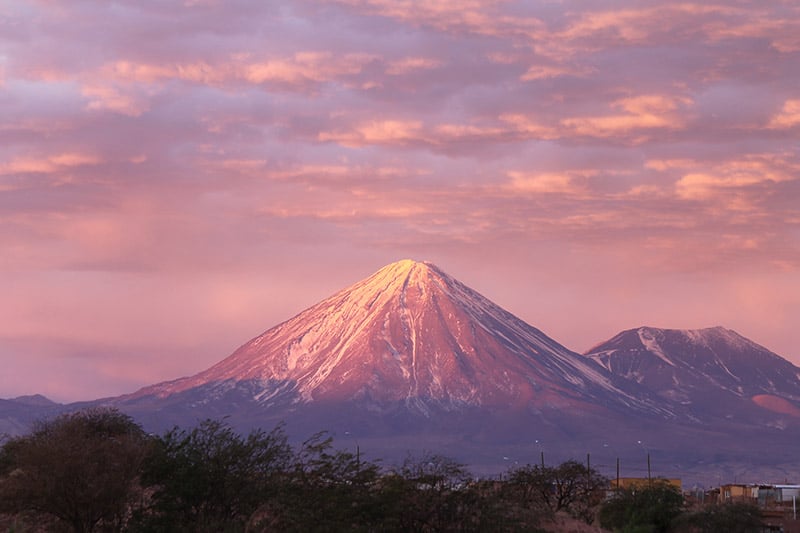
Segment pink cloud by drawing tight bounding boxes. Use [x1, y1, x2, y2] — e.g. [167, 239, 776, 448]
[1, 0, 799, 402]
[505, 171, 589, 195]
[329, 0, 547, 41]
[703, 8, 800, 52]
[318, 114, 571, 150]
[768, 100, 800, 129]
[91, 52, 377, 92]
[0, 152, 101, 175]
[561, 95, 693, 139]
[498, 114, 558, 139]
[559, 4, 730, 43]
[81, 83, 152, 116]
[244, 52, 376, 86]
[668, 154, 799, 200]
[520, 63, 592, 81]
[385, 56, 442, 75]
[319, 119, 424, 146]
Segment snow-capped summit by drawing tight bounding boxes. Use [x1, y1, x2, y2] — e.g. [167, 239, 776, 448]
[128, 259, 652, 414]
[585, 326, 800, 418]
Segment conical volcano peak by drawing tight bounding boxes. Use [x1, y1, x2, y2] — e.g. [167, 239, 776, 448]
[367, 259, 443, 286]
[383, 258, 431, 272]
[129, 259, 647, 413]
[340, 259, 454, 313]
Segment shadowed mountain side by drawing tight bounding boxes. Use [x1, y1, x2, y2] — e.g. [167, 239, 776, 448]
[110, 379, 800, 484]
[0, 397, 62, 437]
[586, 326, 800, 426]
[110, 375, 663, 450]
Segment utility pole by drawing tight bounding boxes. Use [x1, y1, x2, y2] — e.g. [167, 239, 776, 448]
[647, 453, 651, 486]
[541, 450, 545, 469]
[586, 453, 591, 509]
[616, 457, 620, 489]
[586, 453, 591, 487]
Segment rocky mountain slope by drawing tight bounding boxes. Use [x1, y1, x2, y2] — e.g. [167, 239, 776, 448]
[585, 326, 800, 422]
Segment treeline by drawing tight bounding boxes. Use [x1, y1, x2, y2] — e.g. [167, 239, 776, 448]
[0, 408, 763, 532]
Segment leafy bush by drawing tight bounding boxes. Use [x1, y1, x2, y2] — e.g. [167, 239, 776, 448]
[132, 419, 292, 531]
[598, 480, 684, 533]
[0, 408, 150, 532]
[673, 501, 763, 533]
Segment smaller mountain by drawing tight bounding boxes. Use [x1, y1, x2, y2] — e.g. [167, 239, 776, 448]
[585, 326, 800, 422]
[0, 396, 62, 436]
[10, 394, 58, 407]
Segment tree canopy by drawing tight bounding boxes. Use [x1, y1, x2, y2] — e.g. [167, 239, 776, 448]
[3, 408, 768, 532]
[0, 408, 149, 532]
[598, 480, 685, 533]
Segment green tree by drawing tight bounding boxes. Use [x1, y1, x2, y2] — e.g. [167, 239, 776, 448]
[506, 460, 608, 522]
[598, 480, 684, 533]
[368, 453, 508, 532]
[134, 419, 292, 532]
[674, 501, 764, 533]
[0, 407, 150, 533]
[250, 432, 381, 531]
[395, 453, 473, 530]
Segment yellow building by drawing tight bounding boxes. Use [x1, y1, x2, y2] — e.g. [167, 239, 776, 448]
[614, 477, 682, 491]
[720, 483, 758, 501]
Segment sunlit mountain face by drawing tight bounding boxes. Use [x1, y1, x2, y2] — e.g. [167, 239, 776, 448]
[124, 260, 662, 415]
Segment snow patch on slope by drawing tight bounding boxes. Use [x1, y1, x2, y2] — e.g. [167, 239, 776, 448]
[638, 328, 675, 367]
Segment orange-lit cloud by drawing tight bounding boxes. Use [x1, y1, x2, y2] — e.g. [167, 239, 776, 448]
[561, 95, 693, 139]
[244, 52, 375, 86]
[505, 171, 588, 195]
[768, 100, 800, 129]
[672, 155, 799, 200]
[558, 4, 728, 44]
[0, 152, 101, 175]
[94, 52, 376, 90]
[329, 0, 547, 41]
[520, 64, 591, 80]
[81, 83, 152, 116]
[319, 119, 424, 146]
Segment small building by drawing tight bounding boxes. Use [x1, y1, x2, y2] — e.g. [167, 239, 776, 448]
[757, 485, 782, 507]
[720, 483, 800, 508]
[720, 483, 758, 501]
[775, 484, 800, 504]
[615, 477, 682, 491]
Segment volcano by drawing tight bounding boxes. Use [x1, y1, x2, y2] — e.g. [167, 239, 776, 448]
[111, 260, 679, 469]
[585, 326, 800, 422]
[122, 260, 660, 416]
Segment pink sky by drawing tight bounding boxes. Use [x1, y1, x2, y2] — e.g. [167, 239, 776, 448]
[1, 0, 798, 402]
